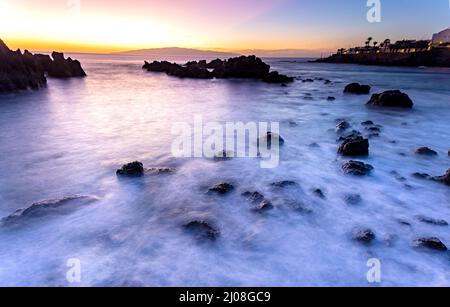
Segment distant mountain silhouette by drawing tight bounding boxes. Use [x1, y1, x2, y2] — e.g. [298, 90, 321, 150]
[113, 47, 239, 58]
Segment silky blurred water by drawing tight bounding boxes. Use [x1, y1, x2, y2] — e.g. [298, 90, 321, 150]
[0, 54, 449, 286]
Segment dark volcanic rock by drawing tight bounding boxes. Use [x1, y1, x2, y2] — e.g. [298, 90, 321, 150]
[242, 191, 265, 204]
[327, 96, 336, 101]
[336, 121, 350, 133]
[0, 39, 86, 93]
[44, 52, 87, 78]
[367, 90, 413, 108]
[313, 189, 326, 199]
[258, 132, 285, 149]
[0, 40, 47, 93]
[342, 161, 374, 176]
[251, 200, 274, 213]
[432, 169, 450, 186]
[415, 147, 438, 156]
[417, 216, 448, 226]
[263, 71, 294, 84]
[338, 136, 369, 156]
[209, 183, 235, 195]
[344, 83, 371, 94]
[361, 120, 374, 126]
[413, 172, 431, 179]
[183, 221, 220, 241]
[414, 237, 448, 251]
[1, 195, 98, 226]
[146, 167, 174, 175]
[271, 180, 297, 188]
[353, 229, 376, 244]
[144, 55, 293, 83]
[116, 161, 145, 177]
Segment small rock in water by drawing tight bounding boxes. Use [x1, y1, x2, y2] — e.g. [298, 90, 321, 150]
[271, 181, 298, 188]
[344, 194, 362, 205]
[327, 96, 336, 101]
[313, 189, 326, 199]
[432, 169, 450, 186]
[342, 161, 374, 176]
[353, 229, 376, 244]
[417, 216, 449, 226]
[415, 147, 438, 156]
[412, 172, 431, 180]
[242, 191, 265, 204]
[146, 167, 174, 175]
[183, 221, 220, 241]
[251, 200, 274, 213]
[413, 237, 448, 252]
[338, 136, 369, 156]
[258, 132, 285, 149]
[361, 120, 374, 126]
[344, 83, 371, 94]
[336, 121, 350, 133]
[209, 183, 235, 195]
[365, 126, 381, 133]
[116, 161, 144, 177]
[302, 78, 314, 83]
[287, 201, 313, 214]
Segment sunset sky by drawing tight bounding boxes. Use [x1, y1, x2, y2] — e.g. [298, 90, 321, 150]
[1, 0, 449, 53]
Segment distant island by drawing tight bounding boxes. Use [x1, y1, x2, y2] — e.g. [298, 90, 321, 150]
[315, 28, 450, 68]
[113, 47, 239, 59]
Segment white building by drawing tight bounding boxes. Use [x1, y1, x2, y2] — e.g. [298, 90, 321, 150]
[432, 28, 450, 44]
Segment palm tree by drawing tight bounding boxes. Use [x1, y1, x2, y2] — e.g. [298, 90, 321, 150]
[365, 37, 373, 48]
[373, 41, 378, 47]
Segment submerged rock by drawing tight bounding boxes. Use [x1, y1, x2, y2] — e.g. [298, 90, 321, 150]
[116, 161, 145, 177]
[413, 237, 448, 252]
[432, 169, 450, 186]
[361, 120, 374, 126]
[344, 194, 362, 205]
[1, 195, 98, 226]
[271, 180, 298, 188]
[336, 121, 350, 133]
[287, 201, 313, 214]
[258, 132, 285, 149]
[338, 136, 369, 156]
[342, 161, 374, 176]
[353, 229, 376, 244]
[412, 172, 431, 180]
[415, 147, 438, 156]
[327, 96, 336, 101]
[208, 183, 235, 195]
[416, 216, 448, 226]
[344, 83, 371, 94]
[251, 200, 274, 213]
[242, 191, 265, 204]
[313, 189, 326, 199]
[367, 90, 414, 108]
[183, 220, 220, 241]
[263, 71, 294, 84]
[146, 167, 174, 175]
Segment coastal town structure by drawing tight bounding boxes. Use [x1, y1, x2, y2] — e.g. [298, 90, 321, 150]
[337, 28, 450, 55]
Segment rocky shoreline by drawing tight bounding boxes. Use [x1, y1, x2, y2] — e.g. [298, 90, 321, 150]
[0, 39, 86, 94]
[314, 48, 450, 68]
[143, 55, 294, 84]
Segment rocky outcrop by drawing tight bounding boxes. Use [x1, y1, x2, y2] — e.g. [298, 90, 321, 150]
[116, 161, 145, 177]
[143, 55, 293, 83]
[1, 195, 98, 226]
[40, 52, 87, 78]
[342, 161, 374, 176]
[0, 40, 47, 93]
[0, 39, 86, 93]
[344, 83, 371, 94]
[367, 90, 414, 108]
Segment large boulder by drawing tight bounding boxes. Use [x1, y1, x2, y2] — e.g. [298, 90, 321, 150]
[213, 55, 270, 79]
[344, 83, 371, 94]
[367, 90, 413, 108]
[338, 136, 369, 156]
